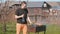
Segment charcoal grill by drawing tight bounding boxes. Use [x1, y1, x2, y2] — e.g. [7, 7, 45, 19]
[28, 24, 46, 34]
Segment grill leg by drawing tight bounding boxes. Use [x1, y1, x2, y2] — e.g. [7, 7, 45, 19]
[34, 32, 36, 34]
[37, 32, 39, 34]
[34, 32, 39, 34]
[44, 31, 46, 34]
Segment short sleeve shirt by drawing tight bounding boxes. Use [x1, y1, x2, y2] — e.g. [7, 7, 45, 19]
[15, 8, 28, 24]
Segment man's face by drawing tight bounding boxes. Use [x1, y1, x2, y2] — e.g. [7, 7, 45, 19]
[21, 3, 26, 9]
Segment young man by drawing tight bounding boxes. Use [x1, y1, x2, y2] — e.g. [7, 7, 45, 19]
[15, 1, 32, 34]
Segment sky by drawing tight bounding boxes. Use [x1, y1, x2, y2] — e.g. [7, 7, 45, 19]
[7, 0, 60, 1]
[0, 0, 60, 3]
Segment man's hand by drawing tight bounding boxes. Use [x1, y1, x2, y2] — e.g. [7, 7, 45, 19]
[27, 17, 33, 25]
[21, 14, 24, 17]
[29, 22, 33, 25]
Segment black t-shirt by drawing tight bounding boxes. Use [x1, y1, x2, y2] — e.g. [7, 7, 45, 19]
[15, 8, 28, 24]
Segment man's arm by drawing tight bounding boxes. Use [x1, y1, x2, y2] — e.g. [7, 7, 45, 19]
[27, 16, 32, 24]
[15, 14, 24, 19]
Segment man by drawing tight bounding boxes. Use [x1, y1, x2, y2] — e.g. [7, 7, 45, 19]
[15, 1, 32, 34]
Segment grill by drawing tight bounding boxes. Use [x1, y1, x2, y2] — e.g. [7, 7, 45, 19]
[28, 25, 46, 34]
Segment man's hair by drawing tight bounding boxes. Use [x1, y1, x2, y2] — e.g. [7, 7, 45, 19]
[21, 1, 27, 5]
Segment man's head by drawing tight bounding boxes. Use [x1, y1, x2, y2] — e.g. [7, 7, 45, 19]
[21, 1, 27, 9]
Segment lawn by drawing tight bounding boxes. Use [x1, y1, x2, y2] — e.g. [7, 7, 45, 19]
[0, 22, 60, 34]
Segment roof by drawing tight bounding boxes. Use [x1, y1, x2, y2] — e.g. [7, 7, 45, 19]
[12, 4, 21, 6]
[27, 2, 43, 7]
[0, 1, 60, 10]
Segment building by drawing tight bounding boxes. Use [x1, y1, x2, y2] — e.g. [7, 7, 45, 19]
[0, 1, 60, 24]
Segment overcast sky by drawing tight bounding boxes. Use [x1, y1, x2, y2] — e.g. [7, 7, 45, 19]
[0, 0, 60, 3]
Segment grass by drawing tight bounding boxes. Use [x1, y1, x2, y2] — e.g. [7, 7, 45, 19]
[0, 22, 60, 34]
[46, 24, 60, 34]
